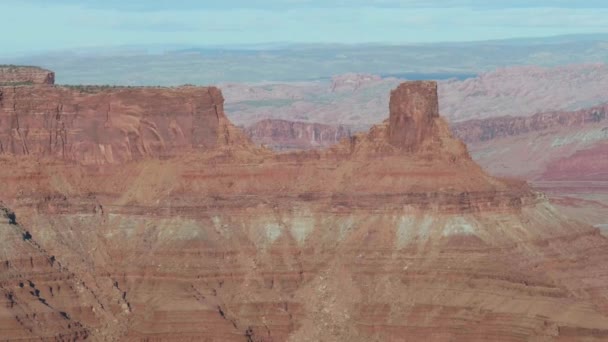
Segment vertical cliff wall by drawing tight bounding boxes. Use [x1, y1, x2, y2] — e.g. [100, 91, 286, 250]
[0, 85, 251, 164]
[388, 81, 440, 151]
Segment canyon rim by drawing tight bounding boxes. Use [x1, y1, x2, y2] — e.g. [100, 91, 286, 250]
[1, 68, 608, 341]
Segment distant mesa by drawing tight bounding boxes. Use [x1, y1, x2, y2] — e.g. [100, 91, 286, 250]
[0, 65, 55, 86]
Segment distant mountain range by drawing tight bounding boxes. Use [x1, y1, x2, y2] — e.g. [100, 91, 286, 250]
[1, 33, 607, 85]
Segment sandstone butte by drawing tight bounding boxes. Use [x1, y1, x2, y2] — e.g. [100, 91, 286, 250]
[1, 70, 608, 341]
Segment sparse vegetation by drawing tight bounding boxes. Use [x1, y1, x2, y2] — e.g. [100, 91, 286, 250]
[60, 84, 177, 94]
[0, 81, 34, 87]
[0, 64, 46, 71]
[61, 84, 129, 94]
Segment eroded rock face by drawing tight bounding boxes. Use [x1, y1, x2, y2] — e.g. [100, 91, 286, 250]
[0, 203, 130, 340]
[0, 66, 55, 85]
[0, 85, 250, 164]
[388, 81, 440, 151]
[2, 78, 608, 341]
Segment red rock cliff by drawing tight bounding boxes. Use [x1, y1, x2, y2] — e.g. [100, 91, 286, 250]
[0, 66, 55, 85]
[0, 85, 250, 164]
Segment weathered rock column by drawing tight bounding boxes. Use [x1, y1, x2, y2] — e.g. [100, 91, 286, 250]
[388, 81, 439, 151]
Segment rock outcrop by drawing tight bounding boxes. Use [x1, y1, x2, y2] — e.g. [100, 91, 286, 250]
[0, 66, 55, 85]
[2, 75, 608, 341]
[388, 81, 440, 151]
[0, 85, 250, 164]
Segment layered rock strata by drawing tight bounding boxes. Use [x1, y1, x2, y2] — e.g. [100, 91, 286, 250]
[0, 85, 249, 164]
[452, 104, 608, 144]
[1, 78, 608, 341]
[449, 103, 608, 181]
[451, 103, 608, 230]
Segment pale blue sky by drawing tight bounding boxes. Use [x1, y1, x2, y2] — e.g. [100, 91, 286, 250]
[2, 0, 608, 54]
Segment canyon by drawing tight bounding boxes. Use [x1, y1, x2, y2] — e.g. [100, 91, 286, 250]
[452, 104, 608, 231]
[235, 66, 608, 232]
[2, 70, 608, 340]
[224, 64, 608, 126]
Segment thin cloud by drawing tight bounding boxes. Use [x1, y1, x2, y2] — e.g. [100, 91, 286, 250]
[1, 0, 608, 54]
[9, 0, 608, 11]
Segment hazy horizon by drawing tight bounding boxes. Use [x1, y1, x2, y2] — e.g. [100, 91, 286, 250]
[2, 0, 608, 55]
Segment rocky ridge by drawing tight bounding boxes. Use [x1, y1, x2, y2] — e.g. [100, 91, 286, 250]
[441, 63, 608, 122]
[1, 75, 608, 340]
[452, 104, 608, 144]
